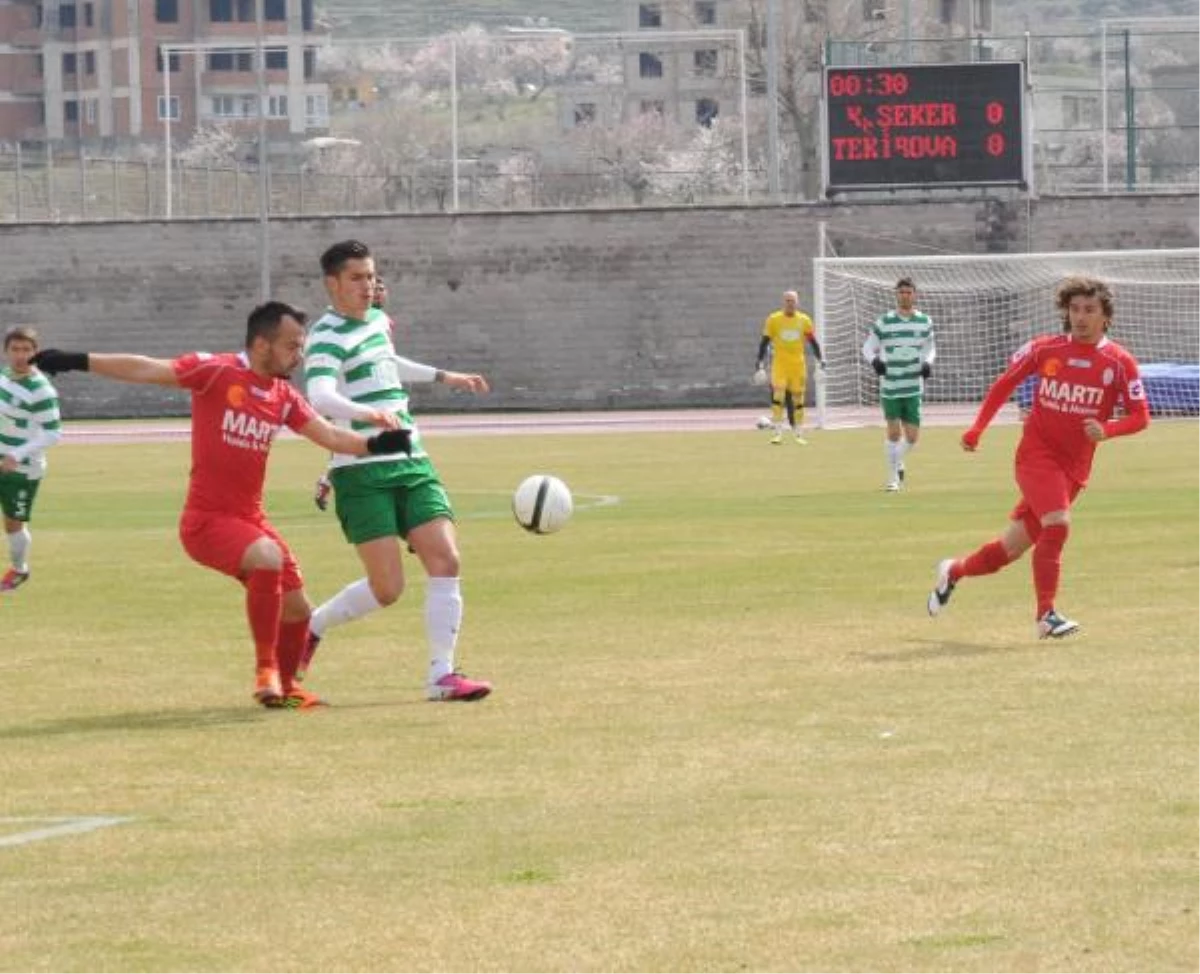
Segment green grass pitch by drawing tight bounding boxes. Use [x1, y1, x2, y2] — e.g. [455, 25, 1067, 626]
[0, 420, 1195, 972]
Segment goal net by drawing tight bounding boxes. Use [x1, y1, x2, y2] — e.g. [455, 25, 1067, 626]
[814, 248, 1200, 427]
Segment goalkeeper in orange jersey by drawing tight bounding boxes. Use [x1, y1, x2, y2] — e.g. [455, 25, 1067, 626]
[756, 290, 825, 445]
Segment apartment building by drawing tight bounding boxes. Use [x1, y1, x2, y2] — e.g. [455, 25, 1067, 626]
[560, 0, 990, 130]
[0, 0, 329, 145]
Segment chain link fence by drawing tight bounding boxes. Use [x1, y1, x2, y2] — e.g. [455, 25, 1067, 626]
[0, 24, 1194, 222]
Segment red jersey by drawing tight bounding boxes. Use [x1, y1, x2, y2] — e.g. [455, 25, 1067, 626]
[173, 352, 317, 517]
[970, 334, 1149, 486]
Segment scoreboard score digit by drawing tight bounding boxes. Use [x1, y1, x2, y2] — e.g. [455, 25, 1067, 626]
[823, 61, 1026, 193]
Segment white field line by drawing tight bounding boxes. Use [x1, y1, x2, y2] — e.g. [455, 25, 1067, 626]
[0, 815, 133, 848]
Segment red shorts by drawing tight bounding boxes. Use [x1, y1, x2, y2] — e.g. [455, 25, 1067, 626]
[179, 509, 304, 591]
[1010, 463, 1083, 539]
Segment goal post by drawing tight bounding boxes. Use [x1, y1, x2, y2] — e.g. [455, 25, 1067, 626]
[813, 248, 1200, 428]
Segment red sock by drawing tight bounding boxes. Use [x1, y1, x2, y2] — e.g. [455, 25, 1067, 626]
[245, 570, 283, 671]
[1032, 523, 1070, 618]
[954, 540, 1013, 581]
[277, 618, 310, 692]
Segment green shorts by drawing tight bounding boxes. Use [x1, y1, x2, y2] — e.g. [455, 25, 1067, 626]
[330, 458, 454, 545]
[882, 395, 922, 427]
[0, 471, 40, 522]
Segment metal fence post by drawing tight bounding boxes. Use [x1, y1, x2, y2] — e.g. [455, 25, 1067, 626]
[14, 143, 22, 221]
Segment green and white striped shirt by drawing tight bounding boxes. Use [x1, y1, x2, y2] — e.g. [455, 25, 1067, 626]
[303, 307, 427, 469]
[0, 367, 62, 479]
[862, 310, 936, 400]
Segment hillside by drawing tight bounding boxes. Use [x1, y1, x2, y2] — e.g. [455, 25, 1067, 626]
[317, 0, 620, 37]
[317, 0, 1196, 39]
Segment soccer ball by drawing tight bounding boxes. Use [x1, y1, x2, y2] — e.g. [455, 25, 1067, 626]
[755, 415, 773, 430]
[512, 474, 573, 534]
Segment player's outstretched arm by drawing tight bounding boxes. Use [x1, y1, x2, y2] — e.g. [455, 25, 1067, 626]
[298, 416, 412, 458]
[437, 369, 489, 394]
[962, 352, 1035, 450]
[32, 349, 179, 386]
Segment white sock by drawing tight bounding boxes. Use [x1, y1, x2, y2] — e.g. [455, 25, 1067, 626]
[886, 440, 901, 479]
[8, 527, 30, 573]
[425, 576, 463, 685]
[310, 578, 382, 638]
[897, 439, 913, 465]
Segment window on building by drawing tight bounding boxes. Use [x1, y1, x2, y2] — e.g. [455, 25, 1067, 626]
[64, 99, 78, 123]
[158, 95, 180, 119]
[302, 0, 313, 30]
[640, 99, 665, 116]
[305, 92, 328, 123]
[265, 0, 286, 19]
[1062, 94, 1099, 129]
[157, 48, 181, 72]
[85, 97, 96, 123]
[34, 4, 43, 28]
[974, 0, 992, 30]
[638, 4, 662, 28]
[84, 50, 95, 74]
[34, 54, 43, 77]
[208, 51, 232, 70]
[83, 2, 92, 26]
[303, 47, 316, 79]
[265, 48, 287, 69]
[693, 49, 718, 77]
[62, 52, 77, 74]
[267, 94, 288, 117]
[209, 0, 232, 22]
[156, 0, 178, 22]
[573, 102, 596, 126]
[940, 0, 957, 24]
[696, 98, 719, 127]
[862, 0, 886, 19]
[639, 52, 663, 78]
[235, 0, 254, 21]
[695, 1, 716, 25]
[58, 3, 76, 28]
[210, 94, 235, 116]
[241, 94, 257, 115]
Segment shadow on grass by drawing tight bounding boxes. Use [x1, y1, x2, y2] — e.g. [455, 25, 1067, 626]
[0, 707, 266, 738]
[850, 638, 1024, 663]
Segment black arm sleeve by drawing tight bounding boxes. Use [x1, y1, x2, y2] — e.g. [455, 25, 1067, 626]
[756, 336, 770, 365]
[808, 336, 824, 363]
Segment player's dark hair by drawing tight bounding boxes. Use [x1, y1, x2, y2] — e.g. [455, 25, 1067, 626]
[895, 277, 916, 291]
[321, 239, 372, 277]
[245, 301, 307, 347]
[4, 326, 39, 349]
[1055, 276, 1114, 332]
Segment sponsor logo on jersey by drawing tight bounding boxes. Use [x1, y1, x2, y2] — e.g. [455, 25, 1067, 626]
[1127, 378, 1146, 400]
[221, 408, 278, 452]
[781, 329, 802, 342]
[1041, 358, 1062, 377]
[1011, 341, 1033, 363]
[249, 386, 270, 400]
[226, 385, 247, 408]
[1037, 377, 1104, 413]
[1067, 358, 1092, 368]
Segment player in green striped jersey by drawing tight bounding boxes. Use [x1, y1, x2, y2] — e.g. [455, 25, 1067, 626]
[0, 326, 62, 591]
[301, 240, 494, 702]
[862, 277, 936, 492]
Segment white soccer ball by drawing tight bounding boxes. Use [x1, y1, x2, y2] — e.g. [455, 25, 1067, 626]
[755, 415, 773, 430]
[513, 474, 573, 535]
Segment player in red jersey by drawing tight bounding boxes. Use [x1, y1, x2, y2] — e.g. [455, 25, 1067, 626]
[926, 276, 1150, 638]
[32, 301, 412, 708]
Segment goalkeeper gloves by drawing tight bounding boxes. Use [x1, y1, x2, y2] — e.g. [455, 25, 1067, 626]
[31, 349, 89, 375]
[365, 428, 413, 456]
[871, 358, 887, 377]
[920, 362, 933, 379]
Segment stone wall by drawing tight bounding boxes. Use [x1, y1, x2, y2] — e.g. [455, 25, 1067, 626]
[1, 193, 1195, 417]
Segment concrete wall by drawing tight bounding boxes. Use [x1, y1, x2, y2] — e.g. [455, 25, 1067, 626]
[1, 193, 1195, 418]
